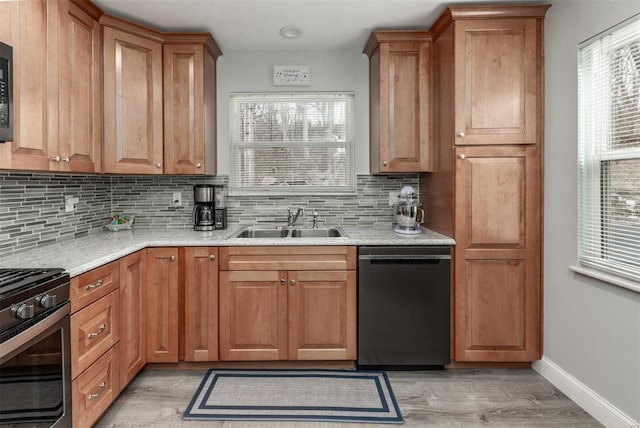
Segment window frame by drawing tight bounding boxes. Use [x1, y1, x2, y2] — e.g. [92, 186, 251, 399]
[576, 13, 640, 290]
[228, 92, 356, 196]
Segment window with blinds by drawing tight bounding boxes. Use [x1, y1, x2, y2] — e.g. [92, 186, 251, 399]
[578, 14, 640, 282]
[229, 92, 355, 195]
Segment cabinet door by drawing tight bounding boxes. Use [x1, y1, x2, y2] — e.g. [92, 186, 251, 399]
[184, 247, 219, 362]
[288, 271, 357, 361]
[219, 270, 287, 361]
[0, 0, 52, 170]
[103, 26, 163, 174]
[146, 248, 179, 362]
[454, 145, 541, 361]
[373, 41, 431, 173]
[70, 290, 120, 379]
[119, 250, 146, 387]
[58, 0, 101, 173]
[163, 44, 205, 175]
[454, 19, 539, 146]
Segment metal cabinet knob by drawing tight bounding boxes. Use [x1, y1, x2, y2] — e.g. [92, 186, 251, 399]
[382, 161, 388, 167]
[196, 163, 202, 168]
[290, 279, 296, 286]
[156, 163, 162, 168]
[459, 154, 466, 160]
[209, 255, 216, 261]
[62, 157, 70, 163]
[170, 255, 175, 261]
[458, 132, 465, 138]
[52, 156, 61, 162]
[279, 279, 286, 285]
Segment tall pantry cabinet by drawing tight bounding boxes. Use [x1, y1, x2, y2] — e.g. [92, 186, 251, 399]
[420, 5, 550, 362]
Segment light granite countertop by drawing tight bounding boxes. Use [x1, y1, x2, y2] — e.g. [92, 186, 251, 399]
[0, 226, 454, 277]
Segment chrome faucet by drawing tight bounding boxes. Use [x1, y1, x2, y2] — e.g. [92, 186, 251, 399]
[287, 207, 305, 226]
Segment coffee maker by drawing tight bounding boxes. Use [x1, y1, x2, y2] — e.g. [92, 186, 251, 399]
[393, 185, 424, 235]
[193, 185, 227, 231]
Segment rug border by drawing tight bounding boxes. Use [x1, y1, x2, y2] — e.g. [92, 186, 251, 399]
[183, 368, 404, 424]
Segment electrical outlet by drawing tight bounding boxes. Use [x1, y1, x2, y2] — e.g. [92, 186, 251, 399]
[388, 191, 399, 206]
[65, 195, 79, 212]
[172, 192, 182, 207]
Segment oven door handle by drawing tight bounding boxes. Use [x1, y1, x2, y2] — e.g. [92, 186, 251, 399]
[0, 302, 70, 361]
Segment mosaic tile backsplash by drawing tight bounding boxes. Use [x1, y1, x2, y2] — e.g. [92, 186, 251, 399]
[0, 172, 418, 256]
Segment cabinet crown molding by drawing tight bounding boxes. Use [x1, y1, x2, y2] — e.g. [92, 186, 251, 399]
[429, 4, 551, 39]
[99, 13, 165, 43]
[363, 30, 432, 58]
[163, 33, 222, 59]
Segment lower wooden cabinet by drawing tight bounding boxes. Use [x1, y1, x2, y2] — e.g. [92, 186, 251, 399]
[288, 270, 357, 361]
[183, 247, 219, 362]
[72, 343, 120, 428]
[119, 250, 147, 387]
[453, 146, 541, 361]
[70, 290, 120, 378]
[219, 246, 357, 362]
[146, 247, 179, 362]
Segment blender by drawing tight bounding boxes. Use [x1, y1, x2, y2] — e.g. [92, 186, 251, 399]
[394, 185, 424, 235]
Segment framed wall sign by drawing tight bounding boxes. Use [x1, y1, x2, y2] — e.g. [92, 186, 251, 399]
[273, 65, 311, 86]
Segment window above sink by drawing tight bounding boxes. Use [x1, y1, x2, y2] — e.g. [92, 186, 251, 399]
[229, 92, 356, 196]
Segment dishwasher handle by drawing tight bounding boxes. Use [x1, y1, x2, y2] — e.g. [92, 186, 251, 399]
[359, 254, 450, 261]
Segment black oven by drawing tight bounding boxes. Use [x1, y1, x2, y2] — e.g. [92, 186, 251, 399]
[0, 269, 71, 428]
[0, 41, 12, 143]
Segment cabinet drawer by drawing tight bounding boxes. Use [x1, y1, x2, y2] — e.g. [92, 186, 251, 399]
[70, 261, 120, 313]
[71, 290, 120, 379]
[220, 246, 356, 271]
[72, 343, 120, 428]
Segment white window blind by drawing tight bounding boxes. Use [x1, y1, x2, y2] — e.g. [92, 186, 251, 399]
[229, 92, 355, 195]
[578, 14, 640, 282]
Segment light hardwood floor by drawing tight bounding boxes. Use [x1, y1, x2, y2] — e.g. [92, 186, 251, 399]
[95, 369, 601, 427]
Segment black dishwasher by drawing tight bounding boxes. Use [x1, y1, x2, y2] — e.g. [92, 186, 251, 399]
[357, 246, 450, 368]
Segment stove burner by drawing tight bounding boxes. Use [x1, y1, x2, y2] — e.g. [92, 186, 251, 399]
[0, 268, 65, 297]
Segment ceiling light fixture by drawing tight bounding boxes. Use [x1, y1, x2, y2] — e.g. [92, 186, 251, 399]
[279, 25, 304, 39]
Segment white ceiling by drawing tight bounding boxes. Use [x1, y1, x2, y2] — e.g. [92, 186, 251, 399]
[91, 0, 543, 52]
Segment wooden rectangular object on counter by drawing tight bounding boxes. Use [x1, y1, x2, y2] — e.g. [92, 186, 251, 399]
[219, 246, 356, 271]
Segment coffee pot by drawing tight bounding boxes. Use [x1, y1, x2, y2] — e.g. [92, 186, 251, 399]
[394, 185, 424, 235]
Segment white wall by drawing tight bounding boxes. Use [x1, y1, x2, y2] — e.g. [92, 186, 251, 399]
[543, 0, 640, 424]
[216, 49, 370, 175]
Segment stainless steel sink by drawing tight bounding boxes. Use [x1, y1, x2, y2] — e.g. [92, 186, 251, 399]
[232, 227, 289, 238]
[230, 226, 346, 239]
[290, 227, 345, 238]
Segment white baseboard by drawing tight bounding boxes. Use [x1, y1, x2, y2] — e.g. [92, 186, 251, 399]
[533, 356, 639, 428]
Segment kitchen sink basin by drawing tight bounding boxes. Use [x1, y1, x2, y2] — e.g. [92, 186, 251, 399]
[232, 227, 289, 238]
[230, 226, 346, 239]
[290, 227, 345, 238]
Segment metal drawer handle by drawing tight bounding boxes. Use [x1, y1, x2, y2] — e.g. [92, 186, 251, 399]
[87, 324, 106, 339]
[87, 382, 106, 401]
[85, 279, 104, 290]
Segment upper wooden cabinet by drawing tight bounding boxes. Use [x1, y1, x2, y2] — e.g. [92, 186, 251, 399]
[364, 31, 432, 173]
[163, 35, 220, 175]
[58, 0, 103, 173]
[0, 0, 102, 173]
[431, 6, 546, 146]
[101, 15, 221, 175]
[102, 17, 164, 174]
